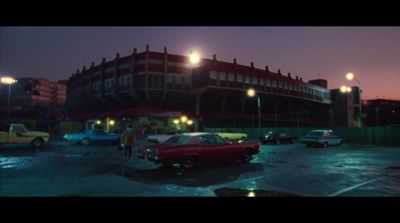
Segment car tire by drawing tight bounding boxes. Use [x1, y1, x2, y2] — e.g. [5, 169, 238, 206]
[81, 138, 90, 146]
[180, 156, 197, 170]
[241, 149, 253, 163]
[31, 138, 44, 148]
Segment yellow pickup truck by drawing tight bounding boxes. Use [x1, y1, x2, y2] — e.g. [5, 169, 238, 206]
[0, 123, 50, 148]
[216, 132, 248, 142]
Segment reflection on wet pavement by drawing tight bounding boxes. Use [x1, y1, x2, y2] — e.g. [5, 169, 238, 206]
[0, 157, 33, 169]
[1, 140, 400, 196]
[120, 163, 264, 187]
[214, 187, 299, 197]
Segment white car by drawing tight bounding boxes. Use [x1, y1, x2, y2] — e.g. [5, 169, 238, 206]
[300, 130, 343, 147]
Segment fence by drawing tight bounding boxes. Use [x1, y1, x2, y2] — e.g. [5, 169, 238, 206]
[203, 127, 400, 147]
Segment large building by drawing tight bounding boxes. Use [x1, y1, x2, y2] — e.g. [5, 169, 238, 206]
[66, 45, 349, 129]
[0, 77, 67, 123]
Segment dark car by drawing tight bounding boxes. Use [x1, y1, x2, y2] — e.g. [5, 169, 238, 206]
[138, 132, 260, 170]
[259, 132, 297, 144]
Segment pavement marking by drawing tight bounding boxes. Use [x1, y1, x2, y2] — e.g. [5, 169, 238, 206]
[209, 170, 308, 196]
[328, 172, 400, 197]
[210, 170, 291, 189]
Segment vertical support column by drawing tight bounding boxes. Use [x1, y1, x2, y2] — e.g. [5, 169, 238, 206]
[220, 94, 227, 117]
[257, 96, 261, 136]
[144, 44, 151, 106]
[376, 107, 379, 127]
[161, 46, 168, 107]
[114, 52, 121, 106]
[195, 93, 201, 116]
[274, 102, 280, 127]
[240, 97, 246, 116]
[131, 48, 137, 93]
[329, 109, 334, 128]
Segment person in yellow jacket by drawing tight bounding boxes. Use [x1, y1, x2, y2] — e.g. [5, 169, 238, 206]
[121, 124, 136, 159]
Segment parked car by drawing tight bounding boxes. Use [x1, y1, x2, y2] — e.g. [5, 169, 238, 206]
[63, 129, 120, 146]
[216, 132, 247, 142]
[259, 131, 297, 144]
[147, 130, 183, 144]
[300, 130, 343, 147]
[0, 123, 49, 148]
[138, 132, 260, 170]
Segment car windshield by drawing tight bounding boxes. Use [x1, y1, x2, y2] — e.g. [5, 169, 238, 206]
[165, 135, 192, 145]
[308, 131, 324, 137]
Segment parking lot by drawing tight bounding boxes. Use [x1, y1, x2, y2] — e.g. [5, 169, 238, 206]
[1, 138, 400, 196]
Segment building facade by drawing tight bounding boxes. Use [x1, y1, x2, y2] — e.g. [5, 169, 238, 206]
[362, 99, 400, 127]
[66, 45, 344, 128]
[0, 77, 67, 123]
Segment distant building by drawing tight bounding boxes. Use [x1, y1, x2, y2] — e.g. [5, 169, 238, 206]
[0, 77, 67, 122]
[308, 79, 328, 89]
[363, 99, 400, 127]
[54, 80, 67, 106]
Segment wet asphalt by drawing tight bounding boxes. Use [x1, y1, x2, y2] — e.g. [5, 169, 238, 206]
[1, 138, 400, 196]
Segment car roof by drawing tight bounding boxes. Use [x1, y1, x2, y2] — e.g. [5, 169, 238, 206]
[181, 132, 216, 137]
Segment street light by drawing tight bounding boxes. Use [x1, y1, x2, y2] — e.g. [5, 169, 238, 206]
[189, 51, 201, 65]
[346, 72, 354, 81]
[1, 76, 18, 124]
[340, 85, 352, 93]
[340, 85, 348, 93]
[187, 119, 193, 125]
[173, 119, 180, 125]
[109, 119, 115, 126]
[180, 115, 188, 123]
[246, 88, 261, 136]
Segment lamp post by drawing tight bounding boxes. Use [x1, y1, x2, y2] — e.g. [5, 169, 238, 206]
[247, 88, 261, 136]
[346, 72, 362, 127]
[340, 84, 353, 127]
[1, 76, 18, 124]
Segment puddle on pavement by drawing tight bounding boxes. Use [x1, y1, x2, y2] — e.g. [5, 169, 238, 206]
[0, 157, 33, 169]
[63, 152, 91, 158]
[64, 154, 83, 158]
[214, 187, 299, 197]
[385, 165, 400, 170]
[296, 164, 308, 169]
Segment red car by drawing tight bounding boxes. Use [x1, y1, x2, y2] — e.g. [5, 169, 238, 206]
[138, 132, 260, 170]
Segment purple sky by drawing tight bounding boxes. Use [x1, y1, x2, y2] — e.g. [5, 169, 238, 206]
[1, 27, 399, 99]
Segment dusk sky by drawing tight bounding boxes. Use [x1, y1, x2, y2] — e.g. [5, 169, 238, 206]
[1, 27, 399, 99]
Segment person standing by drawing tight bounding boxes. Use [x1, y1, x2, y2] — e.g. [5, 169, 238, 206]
[121, 124, 135, 159]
